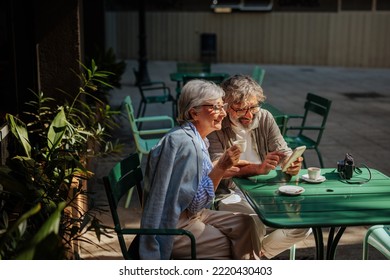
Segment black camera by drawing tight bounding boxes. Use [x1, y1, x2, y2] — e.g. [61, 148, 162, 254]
[337, 153, 355, 179]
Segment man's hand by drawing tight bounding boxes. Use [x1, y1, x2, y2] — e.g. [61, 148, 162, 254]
[284, 156, 303, 175]
[221, 160, 251, 178]
[257, 151, 286, 174]
[222, 166, 240, 178]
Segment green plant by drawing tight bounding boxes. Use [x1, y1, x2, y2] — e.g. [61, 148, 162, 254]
[0, 202, 66, 260]
[85, 47, 127, 102]
[0, 60, 120, 259]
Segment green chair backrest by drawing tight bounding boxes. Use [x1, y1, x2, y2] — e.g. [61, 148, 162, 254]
[103, 153, 144, 259]
[121, 98, 173, 209]
[105, 154, 144, 209]
[123, 96, 164, 159]
[298, 93, 332, 144]
[123, 96, 147, 157]
[252, 66, 266, 85]
[182, 73, 228, 85]
[283, 93, 332, 168]
[262, 102, 288, 135]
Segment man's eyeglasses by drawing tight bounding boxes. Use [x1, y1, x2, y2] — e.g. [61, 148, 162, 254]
[230, 104, 261, 116]
[197, 103, 228, 114]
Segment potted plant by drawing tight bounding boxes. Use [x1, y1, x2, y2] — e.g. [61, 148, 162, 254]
[0, 60, 121, 259]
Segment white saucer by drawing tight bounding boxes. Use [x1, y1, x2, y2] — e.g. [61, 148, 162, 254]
[301, 174, 326, 184]
[278, 185, 305, 196]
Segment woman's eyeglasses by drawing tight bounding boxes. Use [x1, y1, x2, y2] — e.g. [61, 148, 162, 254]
[230, 104, 261, 116]
[197, 103, 228, 114]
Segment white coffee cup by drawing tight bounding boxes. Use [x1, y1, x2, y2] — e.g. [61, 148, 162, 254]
[308, 167, 321, 180]
[233, 139, 247, 153]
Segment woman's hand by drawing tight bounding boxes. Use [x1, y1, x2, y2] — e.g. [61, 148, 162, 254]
[210, 146, 241, 190]
[216, 145, 241, 170]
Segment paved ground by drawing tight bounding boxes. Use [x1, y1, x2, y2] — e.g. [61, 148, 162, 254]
[80, 60, 390, 260]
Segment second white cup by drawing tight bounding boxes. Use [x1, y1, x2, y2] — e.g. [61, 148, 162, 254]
[308, 167, 321, 180]
[233, 139, 247, 153]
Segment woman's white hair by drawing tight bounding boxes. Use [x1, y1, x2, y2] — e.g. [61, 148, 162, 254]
[177, 79, 225, 124]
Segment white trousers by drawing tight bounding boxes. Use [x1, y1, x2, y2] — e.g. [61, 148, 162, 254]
[172, 208, 263, 260]
[216, 188, 312, 259]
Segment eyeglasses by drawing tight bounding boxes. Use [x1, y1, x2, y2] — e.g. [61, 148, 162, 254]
[196, 103, 228, 114]
[230, 104, 261, 116]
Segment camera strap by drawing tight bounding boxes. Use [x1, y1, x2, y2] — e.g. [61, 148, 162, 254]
[338, 164, 372, 184]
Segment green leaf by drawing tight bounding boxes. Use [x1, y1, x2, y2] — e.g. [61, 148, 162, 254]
[47, 108, 67, 151]
[6, 114, 31, 157]
[0, 203, 41, 251]
[15, 202, 66, 260]
[30, 202, 65, 245]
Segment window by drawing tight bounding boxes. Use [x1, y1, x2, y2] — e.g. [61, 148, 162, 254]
[377, 0, 390, 10]
[341, 0, 372, 11]
[242, 0, 274, 11]
[211, 0, 274, 12]
[274, 0, 338, 12]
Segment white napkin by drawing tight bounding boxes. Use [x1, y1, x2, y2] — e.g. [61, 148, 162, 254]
[221, 194, 242, 204]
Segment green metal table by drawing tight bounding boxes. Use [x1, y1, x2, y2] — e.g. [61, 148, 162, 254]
[170, 72, 229, 98]
[233, 168, 390, 259]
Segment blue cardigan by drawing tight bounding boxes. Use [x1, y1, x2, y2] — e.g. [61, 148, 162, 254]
[139, 123, 203, 259]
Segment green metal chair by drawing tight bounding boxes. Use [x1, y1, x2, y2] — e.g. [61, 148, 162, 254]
[363, 225, 390, 260]
[262, 102, 288, 135]
[283, 93, 332, 168]
[122, 95, 174, 207]
[252, 66, 266, 85]
[123, 95, 174, 161]
[133, 68, 176, 119]
[103, 153, 197, 260]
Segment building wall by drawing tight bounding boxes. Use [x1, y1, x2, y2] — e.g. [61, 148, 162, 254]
[105, 11, 390, 68]
[36, 0, 82, 103]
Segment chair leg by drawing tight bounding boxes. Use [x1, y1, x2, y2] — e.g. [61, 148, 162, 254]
[316, 148, 324, 168]
[172, 101, 177, 120]
[141, 102, 147, 118]
[137, 102, 146, 129]
[363, 225, 379, 260]
[125, 153, 143, 208]
[363, 238, 369, 259]
[302, 157, 307, 169]
[289, 244, 296, 260]
[137, 101, 143, 119]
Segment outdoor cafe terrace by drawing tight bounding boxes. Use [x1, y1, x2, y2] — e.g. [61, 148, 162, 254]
[82, 60, 390, 260]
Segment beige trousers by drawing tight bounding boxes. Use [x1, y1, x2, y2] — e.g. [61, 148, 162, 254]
[172, 208, 263, 260]
[216, 188, 312, 259]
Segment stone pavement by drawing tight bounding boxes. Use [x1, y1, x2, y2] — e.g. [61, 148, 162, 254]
[80, 60, 390, 260]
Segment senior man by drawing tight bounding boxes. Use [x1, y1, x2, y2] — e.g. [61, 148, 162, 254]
[207, 74, 312, 259]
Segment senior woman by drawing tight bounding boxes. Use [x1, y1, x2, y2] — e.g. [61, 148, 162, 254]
[139, 79, 263, 260]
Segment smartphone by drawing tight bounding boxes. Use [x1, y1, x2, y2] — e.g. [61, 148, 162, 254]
[281, 146, 306, 172]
